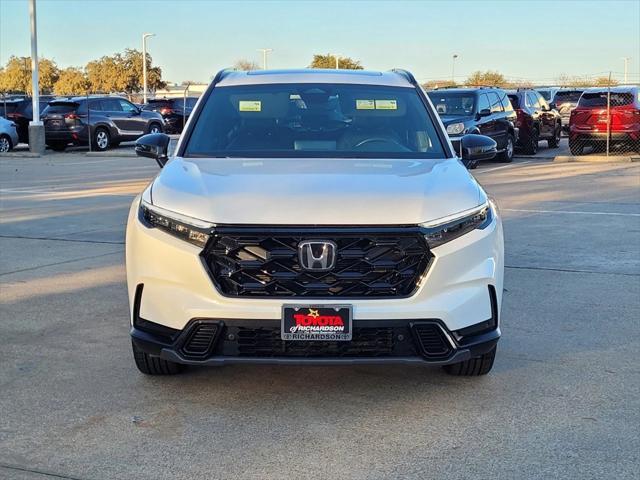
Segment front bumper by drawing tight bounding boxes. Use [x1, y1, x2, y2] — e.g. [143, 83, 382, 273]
[131, 315, 500, 366]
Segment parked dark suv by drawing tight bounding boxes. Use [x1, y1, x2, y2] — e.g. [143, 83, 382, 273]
[142, 97, 198, 134]
[427, 87, 518, 166]
[42, 96, 164, 151]
[507, 89, 562, 154]
[3, 96, 55, 144]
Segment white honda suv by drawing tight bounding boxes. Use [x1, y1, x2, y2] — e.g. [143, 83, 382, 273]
[127, 69, 503, 376]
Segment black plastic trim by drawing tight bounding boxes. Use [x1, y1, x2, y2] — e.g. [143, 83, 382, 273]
[130, 316, 500, 366]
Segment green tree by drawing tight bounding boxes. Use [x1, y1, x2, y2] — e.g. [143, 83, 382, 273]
[86, 49, 165, 94]
[309, 54, 363, 70]
[465, 70, 510, 88]
[54, 67, 89, 95]
[422, 79, 457, 90]
[0, 56, 60, 94]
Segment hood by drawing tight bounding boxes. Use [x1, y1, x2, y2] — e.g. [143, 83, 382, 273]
[439, 115, 475, 126]
[150, 157, 483, 225]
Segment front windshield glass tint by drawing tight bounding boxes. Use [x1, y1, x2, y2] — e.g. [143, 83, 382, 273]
[184, 83, 446, 159]
[427, 92, 475, 116]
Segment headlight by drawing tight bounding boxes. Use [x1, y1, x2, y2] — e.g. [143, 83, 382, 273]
[446, 122, 465, 135]
[139, 199, 212, 248]
[422, 202, 493, 248]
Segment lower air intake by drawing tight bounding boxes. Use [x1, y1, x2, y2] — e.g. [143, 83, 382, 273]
[181, 323, 220, 358]
[411, 323, 453, 359]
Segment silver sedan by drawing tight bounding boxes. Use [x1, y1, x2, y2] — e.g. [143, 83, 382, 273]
[0, 116, 19, 152]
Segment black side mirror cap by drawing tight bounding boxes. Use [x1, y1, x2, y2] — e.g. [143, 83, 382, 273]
[549, 102, 557, 110]
[460, 134, 497, 166]
[477, 108, 491, 118]
[135, 133, 170, 168]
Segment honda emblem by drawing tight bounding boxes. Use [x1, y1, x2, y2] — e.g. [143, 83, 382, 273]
[298, 240, 337, 271]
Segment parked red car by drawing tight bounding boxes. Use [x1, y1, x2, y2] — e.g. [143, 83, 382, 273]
[569, 86, 640, 155]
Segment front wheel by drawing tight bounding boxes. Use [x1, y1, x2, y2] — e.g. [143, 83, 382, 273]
[498, 134, 515, 162]
[132, 340, 184, 375]
[548, 124, 561, 148]
[443, 345, 496, 376]
[148, 123, 162, 134]
[0, 134, 12, 152]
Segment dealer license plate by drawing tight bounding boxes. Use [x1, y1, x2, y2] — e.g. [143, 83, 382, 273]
[281, 305, 352, 341]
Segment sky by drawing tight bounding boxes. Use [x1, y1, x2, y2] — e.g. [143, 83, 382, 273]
[1, 0, 639, 85]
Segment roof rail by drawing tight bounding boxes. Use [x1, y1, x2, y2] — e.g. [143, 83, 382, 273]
[389, 69, 418, 86]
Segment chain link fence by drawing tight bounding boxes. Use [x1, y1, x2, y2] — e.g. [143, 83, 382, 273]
[565, 81, 640, 156]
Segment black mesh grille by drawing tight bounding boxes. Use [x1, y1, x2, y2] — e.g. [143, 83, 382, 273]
[202, 229, 432, 298]
[412, 323, 453, 359]
[219, 326, 416, 358]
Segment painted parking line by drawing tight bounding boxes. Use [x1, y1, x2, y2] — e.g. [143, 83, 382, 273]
[476, 161, 531, 173]
[503, 208, 640, 217]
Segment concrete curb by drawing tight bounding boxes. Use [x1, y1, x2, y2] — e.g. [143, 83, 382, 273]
[86, 151, 136, 158]
[0, 151, 42, 158]
[553, 155, 640, 163]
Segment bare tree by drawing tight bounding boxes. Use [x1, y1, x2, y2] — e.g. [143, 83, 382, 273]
[234, 59, 260, 71]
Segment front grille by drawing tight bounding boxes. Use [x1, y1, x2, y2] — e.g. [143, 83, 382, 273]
[202, 228, 432, 298]
[217, 326, 417, 358]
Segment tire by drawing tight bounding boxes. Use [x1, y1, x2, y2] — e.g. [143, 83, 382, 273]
[548, 123, 561, 148]
[93, 127, 111, 151]
[0, 134, 12, 153]
[132, 340, 184, 375]
[148, 123, 162, 134]
[47, 141, 67, 152]
[523, 127, 539, 155]
[443, 345, 496, 376]
[569, 138, 583, 156]
[498, 133, 515, 162]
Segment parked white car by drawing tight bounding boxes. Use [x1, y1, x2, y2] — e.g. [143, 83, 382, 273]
[0, 115, 19, 152]
[127, 69, 504, 376]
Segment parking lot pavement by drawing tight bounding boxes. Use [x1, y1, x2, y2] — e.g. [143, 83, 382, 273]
[1, 154, 639, 480]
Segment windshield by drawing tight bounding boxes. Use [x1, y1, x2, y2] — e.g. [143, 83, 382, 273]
[578, 92, 634, 107]
[427, 92, 475, 116]
[183, 84, 446, 159]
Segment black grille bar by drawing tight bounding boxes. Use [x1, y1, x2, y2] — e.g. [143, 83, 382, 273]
[201, 227, 432, 298]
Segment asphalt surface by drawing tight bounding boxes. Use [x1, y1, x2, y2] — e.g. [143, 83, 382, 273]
[1, 152, 639, 480]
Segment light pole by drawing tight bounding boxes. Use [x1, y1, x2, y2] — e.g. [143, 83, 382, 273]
[621, 57, 630, 84]
[451, 54, 459, 84]
[142, 33, 155, 104]
[28, 0, 44, 154]
[257, 48, 273, 70]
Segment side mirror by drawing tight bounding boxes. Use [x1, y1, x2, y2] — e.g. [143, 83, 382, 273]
[549, 102, 557, 110]
[477, 108, 491, 117]
[460, 134, 497, 166]
[135, 133, 170, 168]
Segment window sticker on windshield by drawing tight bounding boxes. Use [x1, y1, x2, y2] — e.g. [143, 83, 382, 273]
[239, 100, 261, 112]
[356, 99, 375, 110]
[375, 100, 397, 110]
